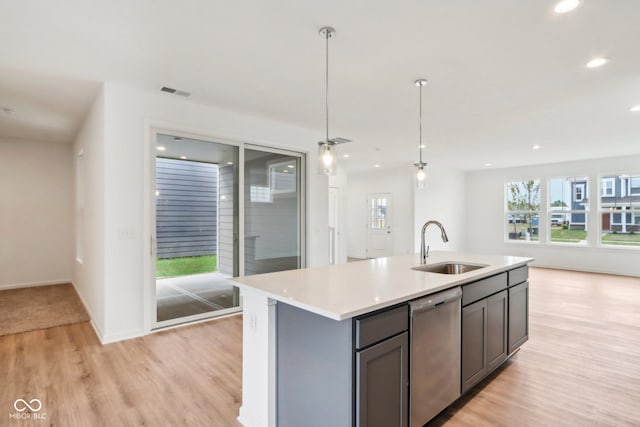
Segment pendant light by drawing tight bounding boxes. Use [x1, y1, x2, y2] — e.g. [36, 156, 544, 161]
[413, 79, 428, 189]
[318, 26, 338, 175]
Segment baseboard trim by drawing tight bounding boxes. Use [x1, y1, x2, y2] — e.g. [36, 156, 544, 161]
[70, 279, 104, 343]
[530, 263, 640, 278]
[0, 279, 71, 291]
[101, 329, 145, 345]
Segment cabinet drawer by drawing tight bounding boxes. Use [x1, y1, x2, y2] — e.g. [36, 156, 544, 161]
[462, 272, 507, 306]
[508, 266, 528, 287]
[355, 305, 408, 350]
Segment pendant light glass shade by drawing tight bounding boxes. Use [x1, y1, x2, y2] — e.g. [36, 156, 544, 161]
[318, 141, 337, 175]
[416, 164, 427, 189]
[414, 79, 428, 188]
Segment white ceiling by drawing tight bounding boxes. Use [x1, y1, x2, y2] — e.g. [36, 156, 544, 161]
[1, 0, 639, 171]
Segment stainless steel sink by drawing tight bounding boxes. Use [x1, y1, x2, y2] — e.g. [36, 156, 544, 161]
[412, 262, 488, 275]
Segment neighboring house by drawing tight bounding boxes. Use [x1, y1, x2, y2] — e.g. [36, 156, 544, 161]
[569, 179, 588, 230]
[156, 158, 218, 259]
[599, 175, 640, 233]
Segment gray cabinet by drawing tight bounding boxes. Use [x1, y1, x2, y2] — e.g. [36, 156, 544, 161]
[508, 281, 529, 353]
[461, 298, 486, 392]
[487, 290, 508, 371]
[462, 266, 529, 394]
[356, 332, 409, 427]
[462, 288, 508, 393]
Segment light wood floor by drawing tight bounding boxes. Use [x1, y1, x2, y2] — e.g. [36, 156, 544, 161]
[430, 267, 640, 427]
[1, 268, 639, 426]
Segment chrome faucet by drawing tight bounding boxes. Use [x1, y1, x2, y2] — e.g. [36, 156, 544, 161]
[420, 220, 449, 264]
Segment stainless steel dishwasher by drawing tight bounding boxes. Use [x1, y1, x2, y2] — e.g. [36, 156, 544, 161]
[409, 287, 462, 427]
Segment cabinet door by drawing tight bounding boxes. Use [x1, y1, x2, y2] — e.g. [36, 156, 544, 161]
[486, 290, 508, 371]
[508, 281, 529, 353]
[356, 332, 409, 427]
[461, 299, 486, 393]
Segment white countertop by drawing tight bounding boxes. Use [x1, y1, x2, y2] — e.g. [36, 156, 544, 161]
[230, 252, 533, 321]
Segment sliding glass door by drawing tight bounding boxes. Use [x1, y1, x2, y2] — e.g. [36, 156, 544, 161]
[244, 147, 303, 275]
[153, 133, 239, 326]
[151, 135, 304, 328]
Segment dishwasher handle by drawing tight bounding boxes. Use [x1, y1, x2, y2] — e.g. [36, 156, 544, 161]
[410, 287, 462, 315]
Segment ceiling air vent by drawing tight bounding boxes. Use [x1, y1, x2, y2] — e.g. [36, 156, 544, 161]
[160, 86, 191, 97]
[329, 137, 351, 145]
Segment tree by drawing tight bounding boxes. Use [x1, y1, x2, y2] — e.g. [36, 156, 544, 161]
[507, 180, 540, 237]
[551, 200, 568, 207]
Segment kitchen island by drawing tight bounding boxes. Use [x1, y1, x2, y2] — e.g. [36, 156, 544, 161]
[231, 252, 532, 427]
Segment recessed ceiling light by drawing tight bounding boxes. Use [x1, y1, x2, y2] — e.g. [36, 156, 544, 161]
[282, 170, 289, 173]
[630, 105, 640, 112]
[180, 156, 187, 160]
[374, 164, 380, 168]
[554, 0, 580, 14]
[343, 154, 350, 158]
[586, 57, 608, 68]
[287, 164, 294, 168]
[532, 144, 541, 150]
[157, 146, 166, 151]
[227, 161, 233, 165]
[418, 144, 425, 148]
[484, 162, 492, 167]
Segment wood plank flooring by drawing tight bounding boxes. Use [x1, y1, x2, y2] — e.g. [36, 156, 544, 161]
[429, 267, 640, 427]
[0, 267, 639, 426]
[0, 316, 242, 427]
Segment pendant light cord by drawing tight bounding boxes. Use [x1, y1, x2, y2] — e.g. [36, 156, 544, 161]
[419, 83, 423, 163]
[325, 31, 330, 144]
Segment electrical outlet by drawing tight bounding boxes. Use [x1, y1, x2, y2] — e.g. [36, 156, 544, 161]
[117, 228, 135, 240]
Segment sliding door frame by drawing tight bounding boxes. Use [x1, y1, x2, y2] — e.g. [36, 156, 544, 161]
[143, 122, 305, 333]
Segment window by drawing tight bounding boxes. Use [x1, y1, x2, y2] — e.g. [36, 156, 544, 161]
[549, 177, 588, 244]
[506, 180, 540, 242]
[268, 159, 297, 194]
[600, 174, 640, 247]
[574, 183, 585, 201]
[369, 197, 387, 230]
[601, 178, 615, 197]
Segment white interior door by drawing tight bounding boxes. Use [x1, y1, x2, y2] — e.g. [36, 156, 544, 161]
[366, 193, 393, 258]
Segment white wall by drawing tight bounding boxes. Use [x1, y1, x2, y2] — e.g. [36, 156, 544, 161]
[72, 86, 106, 336]
[347, 166, 415, 258]
[466, 155, 640, 277]
[0, 138, 72, 289]
[96, 82, 328, 342]
[414, 165, 467, 253]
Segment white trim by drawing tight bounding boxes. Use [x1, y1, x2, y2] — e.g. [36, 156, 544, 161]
[530, 264, 640, 278]
[70, 279, 104, 344]
[0, 279, 72, 291]
[101, 329, 146, 344]
[153, 306, 242, 330]
[150, 311, 241, 334]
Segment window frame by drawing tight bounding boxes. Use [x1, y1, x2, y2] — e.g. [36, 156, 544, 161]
[598, 173, 640, 250]
[505, 179, 541, 244]
[548, 176, 589, 246]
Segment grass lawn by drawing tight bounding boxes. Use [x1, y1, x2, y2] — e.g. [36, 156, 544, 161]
[156, 255, 217, 278]
[551, 228, 587, 243]
[602, 233, 640, 246]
